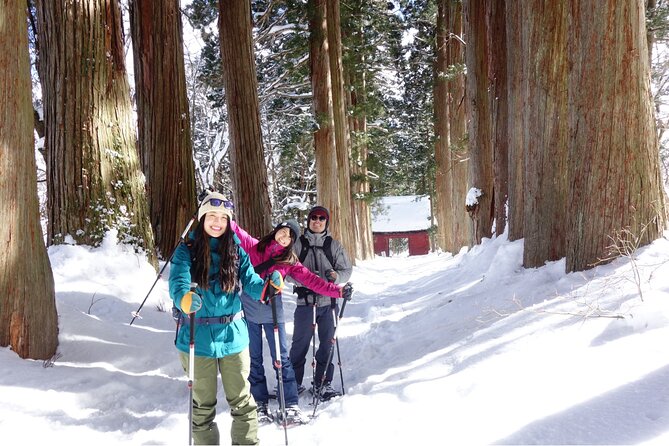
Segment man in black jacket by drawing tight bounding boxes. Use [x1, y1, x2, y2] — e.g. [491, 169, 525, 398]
[289, 205, 353, 401]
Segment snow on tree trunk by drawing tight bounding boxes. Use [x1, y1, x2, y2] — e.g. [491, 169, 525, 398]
[37, 0, 157, 267]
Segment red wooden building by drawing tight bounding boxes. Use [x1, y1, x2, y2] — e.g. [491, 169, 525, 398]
[372, 195, 432, 257]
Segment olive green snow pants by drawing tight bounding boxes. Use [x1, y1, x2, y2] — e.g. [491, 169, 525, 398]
[179, 348, 259, 445]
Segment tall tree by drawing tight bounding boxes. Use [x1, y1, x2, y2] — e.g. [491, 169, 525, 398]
[505, 1, 525, 242]
[218, 0, 272, 236]
[343, 0, 383, 261]
[521, 1, 569, 268]
[487, 0, 509, 238]
[446, 0, 469, 250]
[326, 0, 356, 259]
[464, 0, 494, 243]
[130, 0, 197, 258]
[566, 0, 666, 272]
[434, 0, 454, 252]
[308, 0, 342, 241]
[0, 0, 58, 359]
[37, 0, 157, 266]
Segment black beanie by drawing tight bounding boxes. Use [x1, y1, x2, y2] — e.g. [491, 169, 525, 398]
[275, 219, 301, 241]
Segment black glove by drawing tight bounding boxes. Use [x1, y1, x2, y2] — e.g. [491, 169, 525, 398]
[325, 269, 338, 283]
[340, 282, 353, 301]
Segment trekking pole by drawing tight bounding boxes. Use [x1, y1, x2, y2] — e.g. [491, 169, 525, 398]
[312, 298, 348, 417]
[310, 301, 317, 405]
[187, 283, 198, 445]
[269, 286, 289, 445]
[129, 193, 208, 325]
[334, 316, 345, 396]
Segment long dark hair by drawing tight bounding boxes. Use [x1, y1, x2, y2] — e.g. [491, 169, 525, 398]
[188, 218, 238, 292]
[257, 226, 297, 265]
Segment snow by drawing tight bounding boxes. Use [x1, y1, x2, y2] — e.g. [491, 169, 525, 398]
[2, 228, 669, 445]
[372, 195, 432, 232]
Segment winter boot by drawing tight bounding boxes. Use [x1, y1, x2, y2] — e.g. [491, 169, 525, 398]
[257, 401, 274, 425]
[310, 383, 341, 402]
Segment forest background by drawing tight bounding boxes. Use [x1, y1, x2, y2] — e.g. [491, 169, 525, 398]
[3, 0, 669, 361]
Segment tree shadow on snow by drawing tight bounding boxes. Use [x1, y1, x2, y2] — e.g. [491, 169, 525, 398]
[493, 364, 669, 445]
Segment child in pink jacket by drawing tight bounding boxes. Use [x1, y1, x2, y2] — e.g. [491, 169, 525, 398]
[230, 218, 348, 425]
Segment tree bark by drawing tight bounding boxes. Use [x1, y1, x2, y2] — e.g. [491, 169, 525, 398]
[522, 1, 569, 268]
[326, 0, 356, 260]
[434, 0, 454, 252]
[464, 0, 494, 244]
[566, 0, 666, 272]
[218, 0, 272, 237]
[505, 1, 525, 242]
[130, 0, 196, 259]
[309, 0, 342, 242]
[346, 4, 374, 261]
[447, 0, 469, 251]
[37, 0, 157, 266]
[487, 0, 509, 238]
[0, 0, 58, 359]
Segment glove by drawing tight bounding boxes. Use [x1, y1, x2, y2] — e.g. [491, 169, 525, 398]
[269, 270, 284, 291]
[180, 291, 202, 314]
[261, 271, 284, 305]
[325, 269, 338, 283]
[340, 282, 353, 301]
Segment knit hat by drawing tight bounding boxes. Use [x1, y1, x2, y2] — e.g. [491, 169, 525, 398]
[275, 219, 301, 241]
[307, 205, 330, 232]
[198, 192, 233, 221]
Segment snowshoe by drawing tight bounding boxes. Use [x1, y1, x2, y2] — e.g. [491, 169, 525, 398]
[274, 405, 310, 427]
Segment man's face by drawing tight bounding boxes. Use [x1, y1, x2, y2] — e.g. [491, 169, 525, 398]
[308, 213, 327, 233]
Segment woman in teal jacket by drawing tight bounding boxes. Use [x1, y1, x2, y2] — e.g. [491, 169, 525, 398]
[169, 192, 281, 445]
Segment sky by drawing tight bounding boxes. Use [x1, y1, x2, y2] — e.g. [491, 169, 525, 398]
[2, 224, 669, 445]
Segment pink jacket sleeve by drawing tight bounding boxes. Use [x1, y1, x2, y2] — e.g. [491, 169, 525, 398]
[230, 219, 258, 252]
[288, 261, 342, 298]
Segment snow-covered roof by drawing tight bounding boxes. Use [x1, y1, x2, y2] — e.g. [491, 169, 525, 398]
[372, 195, 432, 233]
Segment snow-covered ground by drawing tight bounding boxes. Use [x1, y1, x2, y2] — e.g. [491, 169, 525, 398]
[2, 230, 669, 445]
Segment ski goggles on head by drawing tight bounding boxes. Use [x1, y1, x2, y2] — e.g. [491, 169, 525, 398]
[207, 198, 234, 210]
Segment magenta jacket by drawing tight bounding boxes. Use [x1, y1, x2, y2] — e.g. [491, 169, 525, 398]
[231, 220, 341, 324]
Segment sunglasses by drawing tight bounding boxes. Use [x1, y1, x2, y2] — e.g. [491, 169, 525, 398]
[310, 215, 327, 221]
[208, 198, 234, 210]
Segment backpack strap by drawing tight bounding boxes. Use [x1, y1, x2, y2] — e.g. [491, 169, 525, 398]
[298, 235, 335, 268]
[298, 235, 310, 263]
[322, 236, 334, 267]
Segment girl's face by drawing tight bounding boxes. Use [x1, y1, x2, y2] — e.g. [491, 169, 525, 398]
[203, 212, 229, 238]
[274, 227, 292, 247]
